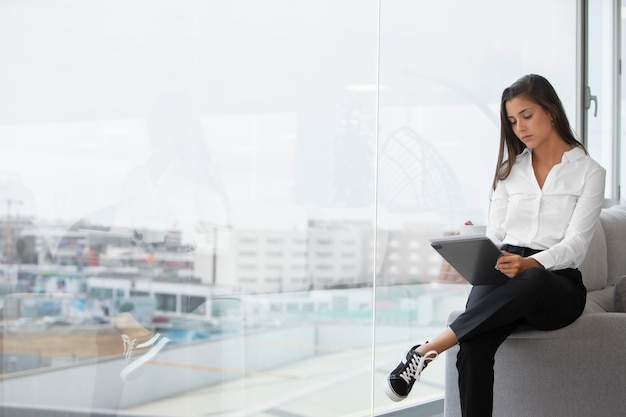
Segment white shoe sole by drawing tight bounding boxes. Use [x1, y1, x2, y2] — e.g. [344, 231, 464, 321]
[383, 376, 406, 402]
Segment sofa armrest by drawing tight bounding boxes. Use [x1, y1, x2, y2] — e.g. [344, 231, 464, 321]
[445, 311, 626, 417]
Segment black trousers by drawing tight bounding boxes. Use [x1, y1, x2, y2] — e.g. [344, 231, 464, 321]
[449, 245, 587, 417]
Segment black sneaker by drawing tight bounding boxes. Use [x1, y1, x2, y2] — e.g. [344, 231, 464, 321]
[384, 345, 438, 402]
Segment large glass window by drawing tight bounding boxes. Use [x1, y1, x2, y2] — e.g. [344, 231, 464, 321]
[622, 3, 626, 205]
[587, 0, 621, 201]
[0, 1, 580, 416]
[373, 0, 577, 411]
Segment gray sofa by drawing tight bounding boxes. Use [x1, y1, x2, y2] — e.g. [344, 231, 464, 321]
[444, 204, 626, 417]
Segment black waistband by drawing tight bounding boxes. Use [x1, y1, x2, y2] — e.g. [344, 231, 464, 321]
[501, 244, 581, 278]
[501, 244, 543, 257]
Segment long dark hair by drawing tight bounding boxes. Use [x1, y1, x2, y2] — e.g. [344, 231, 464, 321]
[492, 74, 586, 190]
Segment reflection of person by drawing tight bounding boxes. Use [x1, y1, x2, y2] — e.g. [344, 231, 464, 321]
[110, 92, 230, 337]
[89, 93, 231, 411]
[384, 75, 606, 417]
[113, 92, 230, 252]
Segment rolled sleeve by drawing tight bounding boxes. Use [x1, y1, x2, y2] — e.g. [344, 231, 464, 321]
[531, 163, 606, 270]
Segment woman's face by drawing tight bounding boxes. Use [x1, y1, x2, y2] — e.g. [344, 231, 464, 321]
[505, 96, 556, 151]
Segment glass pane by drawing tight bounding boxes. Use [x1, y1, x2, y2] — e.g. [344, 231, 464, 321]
[374, 0, 577, 412]
[0, 1, 379, 416]
[0, 1, 580, 416]
[622, 4, 626, 205]
[587, 0, 617, 200]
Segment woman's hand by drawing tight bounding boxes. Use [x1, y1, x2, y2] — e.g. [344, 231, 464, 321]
[495, 251, 543, 278]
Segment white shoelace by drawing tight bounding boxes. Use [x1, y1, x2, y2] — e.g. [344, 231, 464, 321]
[119, 335, 170, 381]
[122, 334, 137, 360]
[399, 350, 438, 384]
[122, 333, 161, 361]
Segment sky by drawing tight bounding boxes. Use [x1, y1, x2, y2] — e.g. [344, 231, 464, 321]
[0, 0, 582, 232]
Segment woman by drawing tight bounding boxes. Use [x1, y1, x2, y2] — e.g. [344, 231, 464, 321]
[384, 74, 606, 417]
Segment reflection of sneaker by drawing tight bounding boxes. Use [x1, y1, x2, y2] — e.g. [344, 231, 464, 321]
[120, 333, 170, 381]
[384, 345, 438, 402]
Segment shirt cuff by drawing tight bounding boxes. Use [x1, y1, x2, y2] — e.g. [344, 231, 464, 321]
[530, 251, 553, 270]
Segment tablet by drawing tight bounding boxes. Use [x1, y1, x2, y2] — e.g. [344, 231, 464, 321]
[430, 234, 508, 285]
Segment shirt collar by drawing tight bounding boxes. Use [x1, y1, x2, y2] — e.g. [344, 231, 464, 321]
[519, 145, 585, 162]
[562, 146, 586, 162]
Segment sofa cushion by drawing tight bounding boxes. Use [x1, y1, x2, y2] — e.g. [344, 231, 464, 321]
[615, 275, 626, 312]
[578, 219, 608, 291]
[599, 204, 626, 286]
[586, 286, 616, 313]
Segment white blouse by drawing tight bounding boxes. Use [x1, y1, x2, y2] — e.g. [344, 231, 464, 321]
[487, 146, 606, 270]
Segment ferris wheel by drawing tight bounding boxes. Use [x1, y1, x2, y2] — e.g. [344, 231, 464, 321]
[378, 126, 464, 223]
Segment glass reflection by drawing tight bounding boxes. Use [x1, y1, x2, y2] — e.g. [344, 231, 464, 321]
[0, 0, 576, 416]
